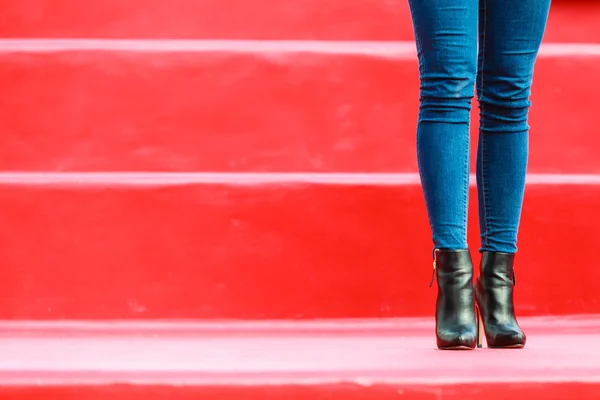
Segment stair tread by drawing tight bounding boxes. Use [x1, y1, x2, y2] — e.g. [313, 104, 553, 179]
[0, 316, 599, 385]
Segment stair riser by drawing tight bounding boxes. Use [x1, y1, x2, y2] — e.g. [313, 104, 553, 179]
[1, 383, 599, 400]
[0, 0, 596, 42]
[0, 181, 597, 319]
[1, 50, 598, 172]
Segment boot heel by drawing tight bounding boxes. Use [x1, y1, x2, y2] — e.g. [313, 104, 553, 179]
[476, 307, 484, 348]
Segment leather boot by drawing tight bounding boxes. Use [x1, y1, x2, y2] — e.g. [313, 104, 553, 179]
[475, 251, 526, 348]
[433, 249, 477, 350]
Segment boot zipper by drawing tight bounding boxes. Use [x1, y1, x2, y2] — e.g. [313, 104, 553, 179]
[429, 249, 439, 287]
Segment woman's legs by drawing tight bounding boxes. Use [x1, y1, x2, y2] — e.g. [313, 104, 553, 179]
[408, 0, 480, 350]
[475, 0, 551, 348]
[476, 0, 551, 253]
[408, 0, 478, 252]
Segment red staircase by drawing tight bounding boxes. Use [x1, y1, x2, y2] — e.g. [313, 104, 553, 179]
[1, 1, 600, 398]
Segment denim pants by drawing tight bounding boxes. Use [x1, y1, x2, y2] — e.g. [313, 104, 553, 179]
[408, 0, 551, 254]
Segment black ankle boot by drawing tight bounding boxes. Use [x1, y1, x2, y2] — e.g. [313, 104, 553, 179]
[475, 251, 526, 348]
[432, 249, 477, 350]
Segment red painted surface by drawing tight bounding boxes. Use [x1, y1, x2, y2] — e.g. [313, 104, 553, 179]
[0, 51, 598, 172]
[0, 181, 598, 319]
[0, 0, 410, 40]
[3, 384, 600, 400]
[0, 0, 598, 43]
[2, 1, 598, 398]
[0, 317, 598, 399]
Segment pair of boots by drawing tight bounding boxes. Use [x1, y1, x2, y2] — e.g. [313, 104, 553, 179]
[433, 249, 525, 350]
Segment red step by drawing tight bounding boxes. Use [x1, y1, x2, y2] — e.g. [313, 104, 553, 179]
[1, 43, 599, 172]
[0, 317, 598, 399]
[0, 0, 597, 42]
[0, 174, 598, 319]
[0, 0, 411, 41]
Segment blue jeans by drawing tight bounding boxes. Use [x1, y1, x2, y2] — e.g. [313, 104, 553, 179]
[408, 0, 551, 254]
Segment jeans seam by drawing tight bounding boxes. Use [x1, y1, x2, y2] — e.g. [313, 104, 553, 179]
[479, 0, 490, 251]
[463, 119, 469, 246]
[413, 35, 436, 256]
